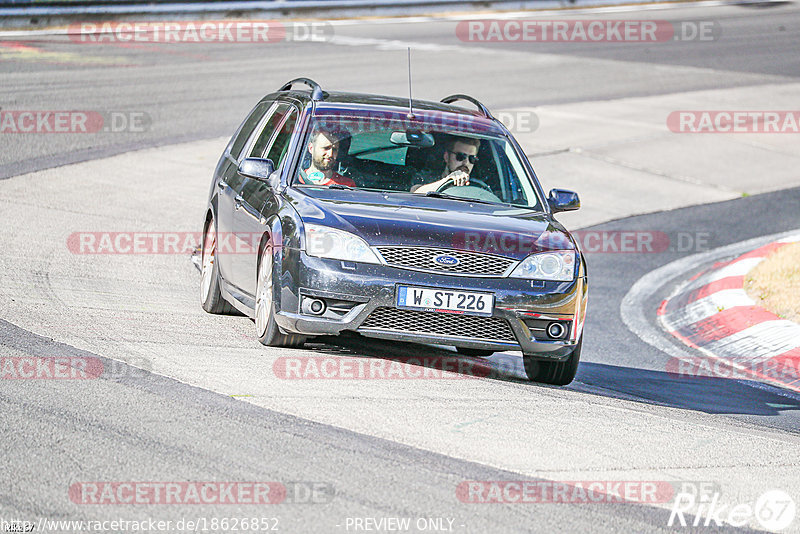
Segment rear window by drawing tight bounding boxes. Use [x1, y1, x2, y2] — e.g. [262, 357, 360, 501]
[348, 131, 407, 165]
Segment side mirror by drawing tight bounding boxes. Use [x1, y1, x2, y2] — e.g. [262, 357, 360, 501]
[548, 189, 580, 213]
[238, 158, 275, 183]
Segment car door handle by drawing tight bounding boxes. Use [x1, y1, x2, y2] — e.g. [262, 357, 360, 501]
[234, 194, 243, 210]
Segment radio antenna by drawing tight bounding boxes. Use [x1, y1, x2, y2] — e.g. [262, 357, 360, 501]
[407, 47, 415, 120]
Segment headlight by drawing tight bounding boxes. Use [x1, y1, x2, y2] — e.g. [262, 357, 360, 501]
[304, 224, 380, 264]
[509, 251, 576, 281]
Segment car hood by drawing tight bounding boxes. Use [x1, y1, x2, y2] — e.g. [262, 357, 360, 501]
[289, 188, 575, 261]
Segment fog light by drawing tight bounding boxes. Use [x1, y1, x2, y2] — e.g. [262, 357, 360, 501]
[547, 322, 567, 339]
[302, 297, 326, 316]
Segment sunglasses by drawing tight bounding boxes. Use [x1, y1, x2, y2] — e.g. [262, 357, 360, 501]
[448, 151, 479, 164]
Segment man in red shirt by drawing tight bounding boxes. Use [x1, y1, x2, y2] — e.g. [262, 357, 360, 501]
[299, 127, 356, 187]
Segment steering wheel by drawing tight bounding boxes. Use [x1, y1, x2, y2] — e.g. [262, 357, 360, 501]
[437, 181, 503, 204]
[436, 177, 491, 193]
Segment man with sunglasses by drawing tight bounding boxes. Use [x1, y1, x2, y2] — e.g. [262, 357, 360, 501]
[411, 136, 480, 194]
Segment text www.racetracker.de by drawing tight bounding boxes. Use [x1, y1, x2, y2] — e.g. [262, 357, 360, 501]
[0, 517, 280, 532]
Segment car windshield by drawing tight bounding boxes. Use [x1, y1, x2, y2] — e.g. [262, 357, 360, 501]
[293, 107, 543, 210]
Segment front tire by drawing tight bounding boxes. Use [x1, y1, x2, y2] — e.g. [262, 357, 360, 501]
[201, 218, 236, 315]
[523, 336, 582, 386]
[255, 245, 305, 348]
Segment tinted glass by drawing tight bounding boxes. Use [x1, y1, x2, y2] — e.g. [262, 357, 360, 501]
[229, 102, 270, 160]
[240, 108, 299, 210]
[247, 103, 291, 160]
[265, 109, 298, 169]
[293, 110, 543, 210]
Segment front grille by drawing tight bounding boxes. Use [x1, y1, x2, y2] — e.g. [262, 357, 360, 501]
[360, 307, 517, 343]
[375, 247, 516, 276]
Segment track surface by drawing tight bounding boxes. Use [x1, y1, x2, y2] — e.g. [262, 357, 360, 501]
[1, 3, 800, 532]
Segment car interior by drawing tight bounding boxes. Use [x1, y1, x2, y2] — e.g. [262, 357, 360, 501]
[295, 122, 539, 209]
[340, 131, 501, 192]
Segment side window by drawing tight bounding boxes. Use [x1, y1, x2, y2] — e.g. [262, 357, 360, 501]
[229, 102, 271, 160]
[265, 109, 298, 169]
[241, 108, 299, 210]
[246, 103, 291, 160]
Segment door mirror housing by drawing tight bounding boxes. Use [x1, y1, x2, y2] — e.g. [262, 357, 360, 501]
[548, 189, 580, 213]
[238, 158, 275, 183]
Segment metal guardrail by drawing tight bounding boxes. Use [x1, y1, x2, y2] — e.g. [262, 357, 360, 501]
[0, 0, 679, 28]
[0, 0, 535, 6]
[1, 0, 300, 4]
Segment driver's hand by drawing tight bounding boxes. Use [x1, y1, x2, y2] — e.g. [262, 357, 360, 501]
[446, 170, 470, 187]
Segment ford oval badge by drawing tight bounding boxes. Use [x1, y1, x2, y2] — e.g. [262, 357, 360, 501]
[433, 254, 459, 266]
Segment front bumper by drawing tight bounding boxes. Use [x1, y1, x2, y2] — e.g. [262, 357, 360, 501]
[274, 249, 587, 361]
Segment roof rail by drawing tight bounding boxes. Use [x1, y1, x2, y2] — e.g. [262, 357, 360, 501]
[279, 78, 324, 101]
[440, 94, 493, 119]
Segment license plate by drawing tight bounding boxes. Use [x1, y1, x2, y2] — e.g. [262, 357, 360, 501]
[396, 286, 494, 317]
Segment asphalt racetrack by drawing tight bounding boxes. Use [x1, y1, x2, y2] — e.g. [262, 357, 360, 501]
[1, 2, 800, 532]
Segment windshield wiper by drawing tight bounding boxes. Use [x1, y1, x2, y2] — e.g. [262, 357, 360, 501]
[424, 191, 498, 206]
[328, 184, 353, 190]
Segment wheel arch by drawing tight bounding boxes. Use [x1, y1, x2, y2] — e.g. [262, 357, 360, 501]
[257, 215, 284, 312]
[203, 197, 218, 236]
